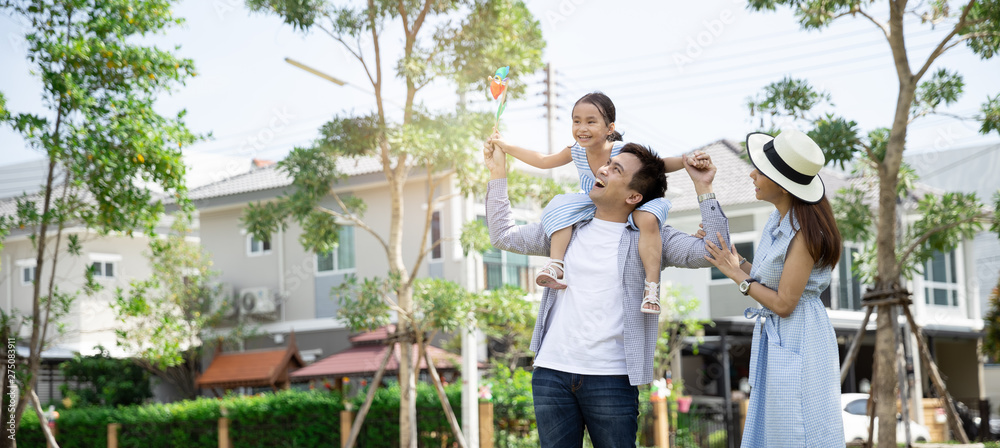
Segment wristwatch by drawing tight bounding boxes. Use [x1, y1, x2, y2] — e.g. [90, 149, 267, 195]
[739, 278, 757, 296]
[697, 192, 716, 203]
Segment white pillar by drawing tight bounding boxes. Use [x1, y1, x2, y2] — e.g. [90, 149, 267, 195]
[461, 315, 479, 447]
[910, 330, 925, 425]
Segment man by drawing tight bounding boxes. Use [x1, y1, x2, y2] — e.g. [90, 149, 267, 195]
[483, 142, 730, 447]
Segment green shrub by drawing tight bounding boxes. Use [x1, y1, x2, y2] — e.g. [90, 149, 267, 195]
[348, 381, 462, 447]
[14, 385, 469, 448]
[487, 364, 536, 448]
[60, 346, 152, 408]
[228, 389, 344, 447]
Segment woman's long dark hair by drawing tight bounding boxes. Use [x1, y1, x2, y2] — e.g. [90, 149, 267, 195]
[790, 195, 842, 269]
[574, 92, 623, 141]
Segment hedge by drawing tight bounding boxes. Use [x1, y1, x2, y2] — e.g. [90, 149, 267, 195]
[14, 384, 463, 448]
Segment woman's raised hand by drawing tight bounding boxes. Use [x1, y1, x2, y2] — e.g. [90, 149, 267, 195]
[704, 231, 742, 281]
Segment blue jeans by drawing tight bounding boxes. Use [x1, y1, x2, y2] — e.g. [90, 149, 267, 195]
[532, 367, 639, 448]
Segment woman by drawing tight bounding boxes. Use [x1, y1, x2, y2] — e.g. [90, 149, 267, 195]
[704, 129, 844, 447]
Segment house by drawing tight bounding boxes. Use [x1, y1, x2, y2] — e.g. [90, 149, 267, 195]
[185, 155, 547, 382]
[196, 331, 305, 395]
[0, 161, 157, 405]
[905, 141, 1000, 421]
[659, 139, 986, 434]
[0, 153, 256, 405]
[290, 324, 463, 386]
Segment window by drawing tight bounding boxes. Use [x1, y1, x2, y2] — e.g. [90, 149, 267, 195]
[837, 246, 864, 311]
[480, 216, 532, 291]
[247, 233, 271, 256]
[87, 253, 121, 280]
[17, 259, 37, 286]
[23, 266, 36, 284]
[90, 261, 116, 278]
[430, 211, 442, 260]
[844, 398, 868, 416]
[711, 242, 755, 280]
[317, 226, 356, 274]
[924, 250, 959, 307]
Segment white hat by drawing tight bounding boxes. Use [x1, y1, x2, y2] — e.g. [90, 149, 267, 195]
[746, 129, 826, 203]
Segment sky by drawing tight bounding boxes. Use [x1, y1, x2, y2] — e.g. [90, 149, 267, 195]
[1, 0, 998, 179]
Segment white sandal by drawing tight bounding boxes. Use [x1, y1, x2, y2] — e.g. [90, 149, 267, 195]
[536, 259, 567, 290]
[641, 280, 661, 315]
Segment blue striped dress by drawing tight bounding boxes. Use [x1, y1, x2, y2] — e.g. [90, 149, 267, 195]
[741, 210, 844, 447]
[540, 142, 671, 237]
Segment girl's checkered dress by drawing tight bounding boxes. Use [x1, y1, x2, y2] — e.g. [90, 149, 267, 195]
[540, 142, 671, 237]
[741, 210, 844, 447]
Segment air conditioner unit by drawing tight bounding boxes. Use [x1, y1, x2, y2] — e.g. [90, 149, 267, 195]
[209, 283, 236, 318]
[239, 287, 277, 316]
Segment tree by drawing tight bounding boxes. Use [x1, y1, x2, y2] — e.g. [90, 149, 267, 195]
[745, 1, 1000, 445]
[0, 0, 199, 440]
[239, 1, 545, 446]
[984, 265, 1000, 361]
[59, 346, 152, 408]
[113, 216, 250, 400]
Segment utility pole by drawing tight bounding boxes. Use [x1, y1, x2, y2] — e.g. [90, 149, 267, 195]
[543, 62, 557, 154]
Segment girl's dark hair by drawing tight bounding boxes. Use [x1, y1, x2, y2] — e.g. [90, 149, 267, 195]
[574, 92, 623, 142]
[789, 195, 842, 269]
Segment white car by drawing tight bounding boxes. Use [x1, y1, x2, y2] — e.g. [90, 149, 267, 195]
[842, 393, 931, 444]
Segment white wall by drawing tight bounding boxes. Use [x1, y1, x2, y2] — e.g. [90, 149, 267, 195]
[0, 230, 154, 355]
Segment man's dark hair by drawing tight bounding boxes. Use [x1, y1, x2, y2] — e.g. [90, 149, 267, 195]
[620, 143, 667, 207]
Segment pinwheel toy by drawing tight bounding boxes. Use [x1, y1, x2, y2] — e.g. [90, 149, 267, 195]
[488, 66, 510, 130]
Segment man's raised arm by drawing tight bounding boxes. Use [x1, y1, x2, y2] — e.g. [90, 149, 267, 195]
[661, 155, 730, 269]
[484, 143, 550, 257]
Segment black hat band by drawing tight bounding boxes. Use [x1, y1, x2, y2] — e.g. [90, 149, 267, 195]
[763, 140, 813, 186]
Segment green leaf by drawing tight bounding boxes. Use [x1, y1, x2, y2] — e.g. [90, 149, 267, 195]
[992, 191, 1000, 236]
[445, 0, 546, 99]
[413, 278, 472, 334]
[961, 0, 1000, 59]
[459, 219, 491, 256]
[245, 0, 327, 30]
[747, 1, 866, 29]
[912, 68, 964, 117]
[981, 93, 1000, 136]
[832, 186, 871, 243]
[905, 192, 985, 268]
[807, 114, 861, 169]
[982, 273, 1000, 361]
[335, 275, 393, 332]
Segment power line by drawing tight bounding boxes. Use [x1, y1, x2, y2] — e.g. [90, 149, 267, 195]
[565, 19, 936, 81]
[916, 143, 1000, 180]
[598, 41, 941, 106]
[559, 15, 930, 74]
[564, 35, 942, 99]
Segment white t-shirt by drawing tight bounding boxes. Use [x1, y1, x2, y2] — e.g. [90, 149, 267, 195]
[533, 218, 628, 375]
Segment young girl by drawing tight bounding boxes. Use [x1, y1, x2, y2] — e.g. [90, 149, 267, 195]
[488, 92, 708, 314]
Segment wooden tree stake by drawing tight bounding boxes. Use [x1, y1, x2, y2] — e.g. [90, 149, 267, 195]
[425, 347, 468, 448]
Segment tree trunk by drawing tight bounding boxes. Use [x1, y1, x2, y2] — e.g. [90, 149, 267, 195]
[17, 157, 59, 432]
[874, 305, 898, 447]
[397, 288, 417, 448]
[387, 164, 417, 447]
[875, 3, 916, 446]
[1, 323, 9, 448]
